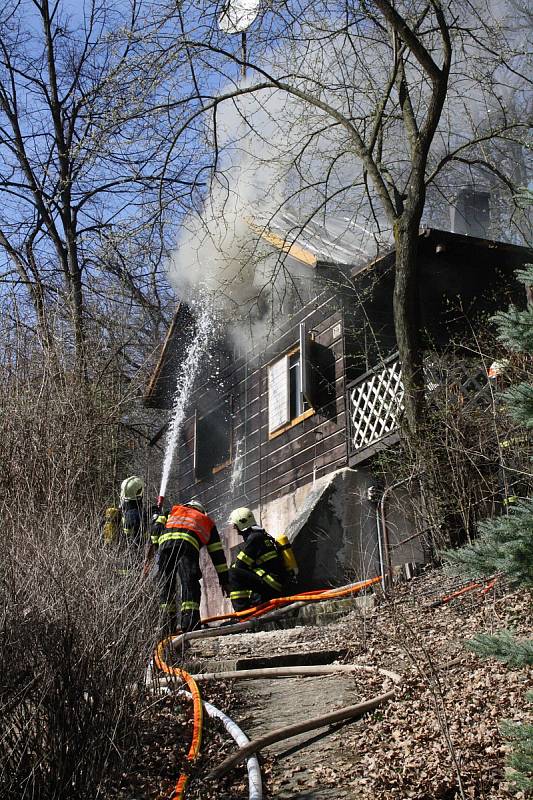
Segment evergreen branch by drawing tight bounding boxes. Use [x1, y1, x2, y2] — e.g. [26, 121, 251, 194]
[443, 500, 533, 587]
[466, 630, 533, 667]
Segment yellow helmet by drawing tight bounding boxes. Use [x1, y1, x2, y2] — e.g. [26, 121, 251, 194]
[229, 507, 256, 531]
[120, 475, 144, 502]
[185, 499, 207, 515]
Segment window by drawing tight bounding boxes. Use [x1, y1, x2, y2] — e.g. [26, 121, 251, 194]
[267, 322, 337, 436]
[289, 351, 308, 420]
[268, 324, 314, 436]
[194, 402, 232, 480]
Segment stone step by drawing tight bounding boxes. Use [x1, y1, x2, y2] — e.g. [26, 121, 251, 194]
[256, 592, 375, 630]
[184, 647, 348, 674]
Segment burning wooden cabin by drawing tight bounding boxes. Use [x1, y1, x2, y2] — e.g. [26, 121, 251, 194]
[145, 226, 531, 616]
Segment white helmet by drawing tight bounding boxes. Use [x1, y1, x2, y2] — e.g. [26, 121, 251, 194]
[185, 499, 207, 515]
[120, 475, 144, 502]
[229, 507, 256, 532]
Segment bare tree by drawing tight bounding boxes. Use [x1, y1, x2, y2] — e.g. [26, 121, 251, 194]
[160, 0, 530, 439]
[0, 0, 199, 379]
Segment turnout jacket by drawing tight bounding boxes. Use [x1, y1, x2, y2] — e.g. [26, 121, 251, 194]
[231, 526, 285, 594]
[121, 498, 152, 546]
[151, 504, 229, 586]
[104, 500, 151, 547]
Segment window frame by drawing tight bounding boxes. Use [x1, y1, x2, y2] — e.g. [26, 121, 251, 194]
[267, 344, 315, 440]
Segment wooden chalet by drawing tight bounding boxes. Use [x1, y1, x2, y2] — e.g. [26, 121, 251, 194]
[146, 227, 531, 615]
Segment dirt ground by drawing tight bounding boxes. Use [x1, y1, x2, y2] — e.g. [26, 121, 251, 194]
[104, 568, 532, 800]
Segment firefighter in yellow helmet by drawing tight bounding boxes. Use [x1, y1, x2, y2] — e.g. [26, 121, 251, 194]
[146, 499, 229, 632]
[103, 475, 150, 549]
[228, 507, 286, 611]
[119, 476, 148, 546]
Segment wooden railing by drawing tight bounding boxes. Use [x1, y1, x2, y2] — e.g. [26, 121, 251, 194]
[347, 355, 404, 459]
[346, 354, 491, 461]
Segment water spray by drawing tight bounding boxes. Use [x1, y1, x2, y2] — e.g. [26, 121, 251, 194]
[157, 297, 215, 509]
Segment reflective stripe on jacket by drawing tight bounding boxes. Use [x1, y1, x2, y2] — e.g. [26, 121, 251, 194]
[158, 530, 201, 550]
[231, 526, 284, 593]
[152, 504, 229, 586]
[165, 505, 214, 545]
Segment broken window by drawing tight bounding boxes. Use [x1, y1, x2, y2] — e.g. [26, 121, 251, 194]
[194, 402, 232, 480]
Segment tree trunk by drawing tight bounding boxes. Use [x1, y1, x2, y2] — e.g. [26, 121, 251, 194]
[66, 243, 87, 383]
[393, 211, 426, 440]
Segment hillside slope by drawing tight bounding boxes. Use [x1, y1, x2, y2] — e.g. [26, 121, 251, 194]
[106, 569, 532, 799]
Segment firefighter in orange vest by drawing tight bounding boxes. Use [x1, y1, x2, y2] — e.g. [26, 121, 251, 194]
[146, 500, 229, 631]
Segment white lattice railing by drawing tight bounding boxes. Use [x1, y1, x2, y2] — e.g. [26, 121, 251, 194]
[347, 358, 404, 455]
[347, 355, 490, 457]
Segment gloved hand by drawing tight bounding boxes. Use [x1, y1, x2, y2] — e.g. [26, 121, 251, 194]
[150, 514, 162, 538]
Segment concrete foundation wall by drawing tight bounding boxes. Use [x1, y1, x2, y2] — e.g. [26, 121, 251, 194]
[262, 466, 427, 590]
[199, 465, 427, 618]
[281, 467, 381, 589]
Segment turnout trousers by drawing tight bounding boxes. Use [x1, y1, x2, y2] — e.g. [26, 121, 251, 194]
[229, 564, 281, 612]
[158, 543, 201, 632]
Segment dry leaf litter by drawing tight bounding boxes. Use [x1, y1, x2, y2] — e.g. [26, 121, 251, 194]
[102, 568, 531, 799]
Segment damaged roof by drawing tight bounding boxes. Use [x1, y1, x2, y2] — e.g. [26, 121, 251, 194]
[258, 209, 378, 266]
[144, 303, 197, 409]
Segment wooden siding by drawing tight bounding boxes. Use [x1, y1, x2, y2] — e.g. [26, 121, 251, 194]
[160, 230, 531, 524]
[174, 290, 348, 522]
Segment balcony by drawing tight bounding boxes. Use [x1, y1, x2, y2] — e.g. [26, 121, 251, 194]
[347, 354, 491, 464]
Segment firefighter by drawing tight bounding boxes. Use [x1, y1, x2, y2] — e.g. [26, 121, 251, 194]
[228, 507, 286, 612]
[104, 476, 152, 576]
[146, 499, 229, 632]
[119, 475, 149, 548]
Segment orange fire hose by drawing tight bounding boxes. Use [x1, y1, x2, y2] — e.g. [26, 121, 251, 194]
[202, 576, 383, 625]
[431, 576, 499, 607]
[203, 587, 329, 625]
[239, 577, 383, 622]
[478, 577, 498, 596]
[154, 638, 204, 800]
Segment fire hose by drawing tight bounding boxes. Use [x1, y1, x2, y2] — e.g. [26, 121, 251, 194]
[148, 567, 496, 794]
[153, 639, 203, 800]
[210, 682, 400, 781]
[160, 577, 383, 658]
[154, 660, 400, 792]
[150, 576, 386, 797]
[154, 638, 264, 800]
[430, 575, 499, 607]
[202, 576, 383, 625]
[172, 689, 263, 800]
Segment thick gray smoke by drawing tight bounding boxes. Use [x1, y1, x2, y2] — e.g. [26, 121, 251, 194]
[167, 87, 317, 347]
[168, 0, 531, 343]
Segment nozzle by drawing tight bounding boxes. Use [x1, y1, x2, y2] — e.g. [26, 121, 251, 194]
[156, 495, 165, 513]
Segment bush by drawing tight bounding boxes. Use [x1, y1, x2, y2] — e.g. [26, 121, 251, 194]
[0, 511, 159, 799]
[0, 321, 160, 798]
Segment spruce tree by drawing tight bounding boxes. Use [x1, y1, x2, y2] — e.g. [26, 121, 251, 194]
[444, 262, 533, 793]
